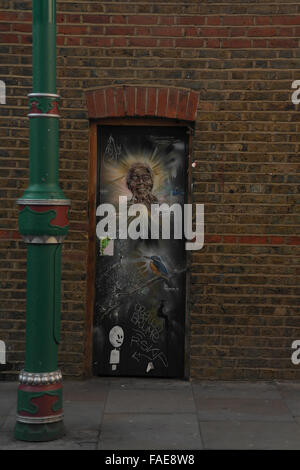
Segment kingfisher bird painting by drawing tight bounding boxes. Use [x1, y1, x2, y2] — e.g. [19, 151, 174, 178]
[144, 255, 172, 288]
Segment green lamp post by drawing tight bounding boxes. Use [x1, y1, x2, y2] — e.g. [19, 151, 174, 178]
[14, 0, 70, 441]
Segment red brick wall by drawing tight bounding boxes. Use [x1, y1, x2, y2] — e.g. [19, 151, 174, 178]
[0, 0, 300, 380]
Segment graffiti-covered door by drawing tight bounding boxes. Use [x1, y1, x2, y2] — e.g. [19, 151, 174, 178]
[93, 125, 188, 378]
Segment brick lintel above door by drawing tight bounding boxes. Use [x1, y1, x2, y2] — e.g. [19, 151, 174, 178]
[85, 86, 199, 122]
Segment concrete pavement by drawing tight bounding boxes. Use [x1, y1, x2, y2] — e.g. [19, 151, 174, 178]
[1, 378, 300, 449]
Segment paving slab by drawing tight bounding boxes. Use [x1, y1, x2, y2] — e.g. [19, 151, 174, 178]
[192, 381, 281, 400]
[276, 382, 300, 401]
[98, 413, 202, 450]
[0, 382, 18, 392]
[195, 397, 293, 422]
[276, 381, 300, 393]
[200, 420, 300, 450]
[63, 401, 104, 431]
[1, 379, 300, 450]
[1, 414, 17, 432]
[64, 379, 110, 402]
[279, 399, 300, 417]
[0, 400, 15, 428]
[109, 377, 191, 390]
[0, 430, 97, 450]
[105, 388, 196, 413]
[0, 382, 17, 421]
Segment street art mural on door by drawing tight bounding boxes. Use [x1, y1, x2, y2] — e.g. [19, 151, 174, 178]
[93, 126, 188, 377]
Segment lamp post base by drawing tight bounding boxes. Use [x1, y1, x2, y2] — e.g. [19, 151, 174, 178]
[15, 374, 64, 442]
[14, 420, 65, 442]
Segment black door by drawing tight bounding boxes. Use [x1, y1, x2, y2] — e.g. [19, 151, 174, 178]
[93, 125, 188, 377]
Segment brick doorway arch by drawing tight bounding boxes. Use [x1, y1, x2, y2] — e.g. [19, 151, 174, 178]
[83, 85, 199, 377]
[86, 86, 199, 121]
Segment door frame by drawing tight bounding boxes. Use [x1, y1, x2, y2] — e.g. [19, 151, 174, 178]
[83, 117, 194, 379]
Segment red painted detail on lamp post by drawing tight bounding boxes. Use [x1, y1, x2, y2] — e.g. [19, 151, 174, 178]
[17, 383, 63, 419]
[18, 204, 69, 228]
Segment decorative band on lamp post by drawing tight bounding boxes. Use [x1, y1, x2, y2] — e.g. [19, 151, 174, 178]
[14, 0, 70, 441]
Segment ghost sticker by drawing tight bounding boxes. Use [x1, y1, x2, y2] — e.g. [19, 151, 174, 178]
[109, 326, 124, 371]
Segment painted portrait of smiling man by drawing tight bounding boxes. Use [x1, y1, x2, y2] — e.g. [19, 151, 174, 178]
[126, 162, 159, 210]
